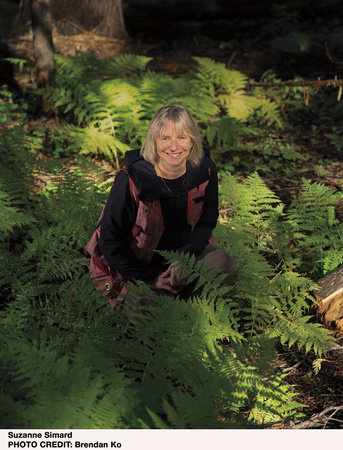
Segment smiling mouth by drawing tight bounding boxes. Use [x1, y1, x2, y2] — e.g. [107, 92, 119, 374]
[166, 152, 183, 158]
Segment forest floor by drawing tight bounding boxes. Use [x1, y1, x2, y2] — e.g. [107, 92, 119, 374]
[2, 2, 343, 429]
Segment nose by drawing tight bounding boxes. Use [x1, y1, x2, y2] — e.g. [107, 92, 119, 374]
[169, 138, 177, 150]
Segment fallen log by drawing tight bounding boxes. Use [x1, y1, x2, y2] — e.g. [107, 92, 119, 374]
[248, 77, 343, 104]
[314, 266, 343, 331]
[248, 78, 343, 88]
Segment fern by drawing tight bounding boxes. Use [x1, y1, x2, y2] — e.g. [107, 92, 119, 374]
[62, 124, 130, 166]
[217, 172, 334, 353]
[219, 171, 284, 251]
[258, 97, 284, 127]
[322, 246, 343, 274]
[193, 57, 282, 126]
[42, 54, 283, 163]
[0, 187, 35, 237]
[248, 375, 306, 425]
[286, 179, 342, 275]
[101, 53, 152, 77]
[0, 130, 338, 429]
[193, 57, 248, 94]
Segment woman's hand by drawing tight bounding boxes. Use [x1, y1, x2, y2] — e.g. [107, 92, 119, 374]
[166, 262, 187, 288]
[153, 263, 187, 294]
[153, 270, 178, 294]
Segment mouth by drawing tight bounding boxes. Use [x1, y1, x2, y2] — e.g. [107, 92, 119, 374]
[166, 152, 183, 159]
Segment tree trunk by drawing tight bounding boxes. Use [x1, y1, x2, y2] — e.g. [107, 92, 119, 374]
[92, 0, 128, 40]
[30, 0, 55, 91]
[51, 0, 128, 40]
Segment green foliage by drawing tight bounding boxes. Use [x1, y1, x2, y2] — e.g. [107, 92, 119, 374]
[0, 89, 28, 123]
[216, 172, 335, 355]
[3, 57, 29, 73]
[2, 5, 343, 428]
[218, 170, 342, 277]
[264, 5, 312, 53]
[270, 32, 312, 53]
[327, 127, 343, 155]
[61, 124, 131, 167]
[41, 54, 282, 165]
[0, 133, 338, 429]
[285, 180, 343, 275]
[248, 374, 306, 425]
[0, 90, 18, 123]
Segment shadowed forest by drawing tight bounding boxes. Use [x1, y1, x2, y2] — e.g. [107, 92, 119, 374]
[1, 0, 343, 430]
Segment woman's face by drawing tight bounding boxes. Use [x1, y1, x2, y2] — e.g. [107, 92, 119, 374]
[155, 120, 192, 175]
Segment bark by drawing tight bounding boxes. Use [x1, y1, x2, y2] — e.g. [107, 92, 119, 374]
[30, 0, 55, 90]
[92, 0, 128, 40]
[51, 0, 128, 40]
[314, 266, 343, 330]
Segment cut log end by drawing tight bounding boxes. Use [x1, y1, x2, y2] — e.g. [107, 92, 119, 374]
[314, 266, 343, 331]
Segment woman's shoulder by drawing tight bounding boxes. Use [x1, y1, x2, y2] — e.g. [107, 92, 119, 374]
[186, 148, 217, 189]
[124, 149, 143, 167]
[192, 147, 217, 173]
[203, 146, 217, 165]
[111, 169, 131, 194]
[204, 153, 217, 173]
[123, 149, 160, 198]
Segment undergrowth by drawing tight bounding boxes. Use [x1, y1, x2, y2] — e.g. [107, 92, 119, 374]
[40, 53, 283, 165]
[0, 53, 342, 429]
[0, 122, 340, 429]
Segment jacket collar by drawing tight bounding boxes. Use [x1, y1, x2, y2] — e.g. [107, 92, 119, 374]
[124, 149, 211, 200]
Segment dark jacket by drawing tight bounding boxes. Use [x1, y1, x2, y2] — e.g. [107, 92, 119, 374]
[85, 148, 219, 302]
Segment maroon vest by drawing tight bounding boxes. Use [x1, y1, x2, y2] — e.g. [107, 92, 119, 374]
[85, 171, 214, 307]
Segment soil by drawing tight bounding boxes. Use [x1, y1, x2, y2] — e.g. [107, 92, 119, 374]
[273, 340, 343, 428]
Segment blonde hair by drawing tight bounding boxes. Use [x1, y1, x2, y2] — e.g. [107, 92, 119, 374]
[140, 104, 203, 166]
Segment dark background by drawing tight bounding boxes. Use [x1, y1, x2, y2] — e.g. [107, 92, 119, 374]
[123, 0, 343, 78]
[1, 0, 343, 80]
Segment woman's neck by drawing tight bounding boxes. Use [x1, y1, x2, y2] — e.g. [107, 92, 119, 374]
[155, 163, 186, 179]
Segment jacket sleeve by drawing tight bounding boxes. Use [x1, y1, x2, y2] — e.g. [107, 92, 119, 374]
[98, 171, 158, 283]
[179, 160, 219, 256]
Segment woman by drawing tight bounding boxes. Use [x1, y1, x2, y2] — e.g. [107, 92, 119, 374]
[86, 104, 237, 308]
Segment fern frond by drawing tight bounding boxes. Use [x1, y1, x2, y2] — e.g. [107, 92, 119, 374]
[218, 92, 253, 120]
[286, 179, 342, 274]
[256, 98, 284, 128]
[249, 375, 306, 425]
[267, 315, 333, 356]
[193, 57, 248, 94]
[0, 188, 35, 237]
[62, 124, 130, 165]
[105, 54, 152, 77]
